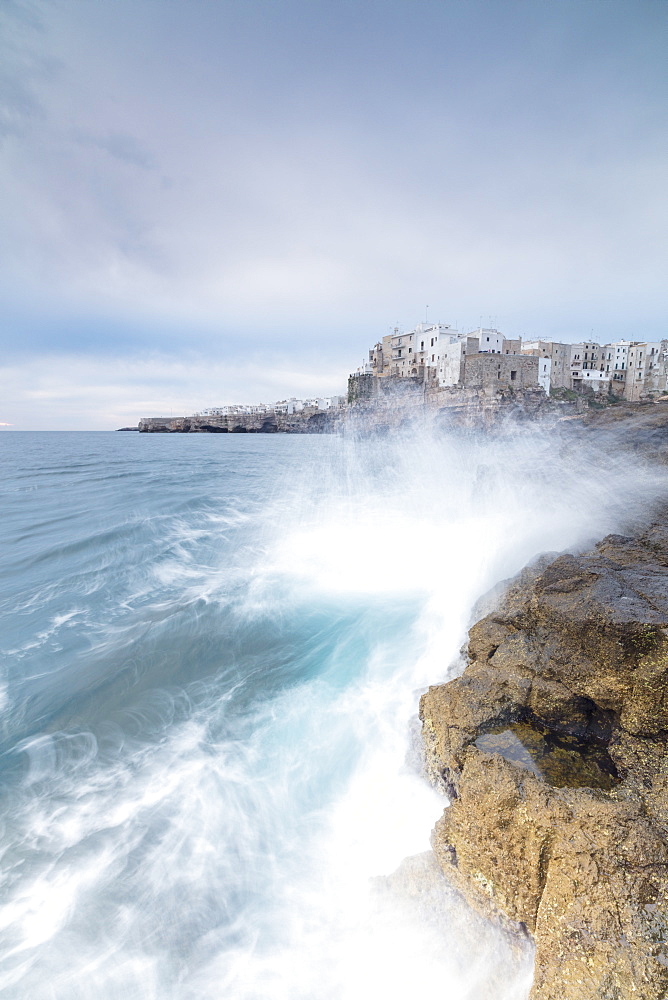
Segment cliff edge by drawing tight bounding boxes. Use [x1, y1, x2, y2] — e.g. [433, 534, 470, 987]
[420, 518, 668, 998]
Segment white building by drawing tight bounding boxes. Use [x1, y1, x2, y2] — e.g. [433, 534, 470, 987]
[571, 369, 610, 393]
[413, 323, 459, 371]
[437, 335, 480, 386]
[385, 322, 460, 376]
[475, 328, 505, 354]
[600, 340, 631, 394]
[538, 357, 552, 393]
[199, 403, 274, 416]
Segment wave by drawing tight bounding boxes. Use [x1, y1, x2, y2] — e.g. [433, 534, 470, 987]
[0, 425, 665, 998]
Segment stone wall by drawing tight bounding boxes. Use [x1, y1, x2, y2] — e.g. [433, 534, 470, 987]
[463, 353, 541, 393]
[347, 373, 425, 405]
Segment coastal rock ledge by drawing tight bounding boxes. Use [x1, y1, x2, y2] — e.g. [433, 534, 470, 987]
[420, 517, 668, 999]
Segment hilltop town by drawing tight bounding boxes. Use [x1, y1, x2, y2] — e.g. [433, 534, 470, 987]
[358, 323, 667, 397]
[135, 323, 668, 432]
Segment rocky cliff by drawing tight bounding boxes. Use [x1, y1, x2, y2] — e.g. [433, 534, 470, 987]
[137, 410, 340, 433]
[420, 519, 668, 999]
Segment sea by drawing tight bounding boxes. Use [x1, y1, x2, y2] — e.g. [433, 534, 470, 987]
[1, 427, 665, 1000]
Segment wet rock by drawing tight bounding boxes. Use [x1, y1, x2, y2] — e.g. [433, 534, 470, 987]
[421, 514, 668, 999]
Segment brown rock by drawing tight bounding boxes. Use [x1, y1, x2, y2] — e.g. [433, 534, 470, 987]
[421, 515, 668, 999]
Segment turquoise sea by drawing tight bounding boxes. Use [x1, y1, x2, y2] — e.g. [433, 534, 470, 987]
[1, 429, 664, 999]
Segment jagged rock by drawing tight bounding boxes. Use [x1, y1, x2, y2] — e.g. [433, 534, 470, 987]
[421, 515, 668, 999]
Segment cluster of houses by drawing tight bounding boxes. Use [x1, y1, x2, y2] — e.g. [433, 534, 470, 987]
[192, 323, 667, 422]
[197, 396, 345, 418]
[353, 323, 668, 400]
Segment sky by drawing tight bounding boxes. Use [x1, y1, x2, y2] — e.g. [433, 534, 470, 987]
[1, 0, 666, 429]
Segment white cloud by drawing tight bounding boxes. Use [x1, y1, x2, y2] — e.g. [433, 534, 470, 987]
[0, 353, 348, 430]
[0, 0, 666, 424]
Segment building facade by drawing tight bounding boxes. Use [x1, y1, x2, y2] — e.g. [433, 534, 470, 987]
[462, 353, 542, 392]
[521, 341, 571, 389]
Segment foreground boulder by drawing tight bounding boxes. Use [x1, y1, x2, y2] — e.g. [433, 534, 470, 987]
[421, 518, 668, 999]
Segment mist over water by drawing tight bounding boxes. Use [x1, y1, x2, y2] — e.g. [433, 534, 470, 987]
[1, 427, 666, 999]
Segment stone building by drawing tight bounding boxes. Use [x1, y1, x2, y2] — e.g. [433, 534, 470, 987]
[521, 340, 571, 388]
[462, 353, 542, 393]
[620, 341, 666, 400]
[367, 322, 461, 379]
[597, 339, 667, 400]
[367, 334, 393, 376]
[569, 341, 601, 385]
[389, 327, 420, 376]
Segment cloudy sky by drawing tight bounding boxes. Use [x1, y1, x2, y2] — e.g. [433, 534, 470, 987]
[1, 0, 666, 429]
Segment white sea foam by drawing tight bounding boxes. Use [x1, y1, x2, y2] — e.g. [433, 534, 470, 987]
[1, 425, 666, 999]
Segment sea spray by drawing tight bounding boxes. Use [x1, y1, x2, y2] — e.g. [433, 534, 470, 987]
[0, 426, 666, 998]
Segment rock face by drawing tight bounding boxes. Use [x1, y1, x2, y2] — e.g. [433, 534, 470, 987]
[420, 517, 668, 999]
[137, 411, 339, 433]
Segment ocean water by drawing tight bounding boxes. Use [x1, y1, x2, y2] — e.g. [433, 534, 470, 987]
[1, 427, 665, 1000]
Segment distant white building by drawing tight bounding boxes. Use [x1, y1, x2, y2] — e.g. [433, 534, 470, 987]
[199, 403, 274, 416]
[276, 398, 312, 414]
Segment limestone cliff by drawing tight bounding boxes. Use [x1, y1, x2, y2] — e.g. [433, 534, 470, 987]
[421, 519, 668, 999]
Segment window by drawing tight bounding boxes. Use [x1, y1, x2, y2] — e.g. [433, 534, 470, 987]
[510, 370, 517, 381]
[431, 338, 435, 347]
[408, 348, 412, 354]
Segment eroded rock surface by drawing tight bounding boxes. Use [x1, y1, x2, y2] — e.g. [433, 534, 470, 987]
[421, 517, 668, 999]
